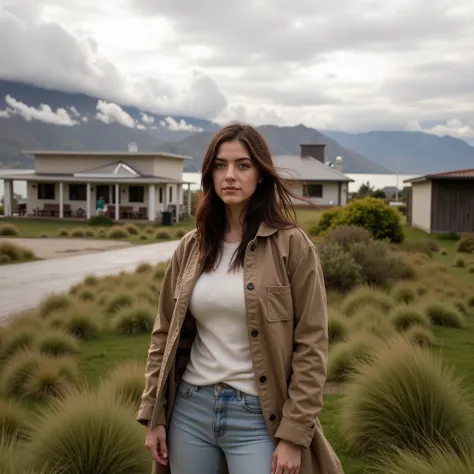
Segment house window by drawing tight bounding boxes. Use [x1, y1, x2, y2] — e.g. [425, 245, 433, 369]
[69, 184, 87, 201]
[38, 183, 55, 200]
[304, 184, 323, 198]
[129, 186, 145, 203]
[159, 187, 163, 204]
[169, 186, 173, 203]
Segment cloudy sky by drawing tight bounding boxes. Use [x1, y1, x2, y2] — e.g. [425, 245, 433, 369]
[0, 0, 473, 139]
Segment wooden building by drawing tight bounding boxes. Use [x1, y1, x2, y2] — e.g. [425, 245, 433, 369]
[404, 168, 474, 234]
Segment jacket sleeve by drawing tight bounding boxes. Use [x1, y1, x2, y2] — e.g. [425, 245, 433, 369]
[137, 247, 182, 427]
[274, 242, 329, 449]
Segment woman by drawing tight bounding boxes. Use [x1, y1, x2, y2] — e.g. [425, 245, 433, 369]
[138, 122, 343, 474]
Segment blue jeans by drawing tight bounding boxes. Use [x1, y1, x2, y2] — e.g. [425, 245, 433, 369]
[168, 380, 276, 473]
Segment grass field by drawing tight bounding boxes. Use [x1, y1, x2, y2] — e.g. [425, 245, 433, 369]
[1, 207, 474, 473]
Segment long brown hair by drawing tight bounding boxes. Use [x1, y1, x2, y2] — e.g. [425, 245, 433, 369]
[196, 121, 307, 272]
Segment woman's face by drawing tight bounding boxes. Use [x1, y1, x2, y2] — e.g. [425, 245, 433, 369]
[212, 139, 260, 209]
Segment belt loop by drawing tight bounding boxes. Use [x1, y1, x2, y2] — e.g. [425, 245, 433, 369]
[236, 390, 242, 401]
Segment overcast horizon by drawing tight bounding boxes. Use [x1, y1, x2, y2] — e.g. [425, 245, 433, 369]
[0, 0, 473, 142]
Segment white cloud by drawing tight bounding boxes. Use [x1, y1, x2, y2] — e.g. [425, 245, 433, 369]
[0, 108, 11, 118]
[159, 117, 203, 132]
[69, 106, 80, 117]
[95, 99, 136, 128]
[141, 112, 154, 124]
[136, 123, 146, 130]
[407, 119, 474, 140]
[4, 94, 79, 125]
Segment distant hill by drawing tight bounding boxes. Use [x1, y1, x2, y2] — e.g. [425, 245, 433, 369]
[324, 130, 474, 174]
[1, 79, 472, 175]
[157, 124, 390, 173]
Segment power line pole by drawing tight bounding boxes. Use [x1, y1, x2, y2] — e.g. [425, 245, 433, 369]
[391, 157, 405, 202]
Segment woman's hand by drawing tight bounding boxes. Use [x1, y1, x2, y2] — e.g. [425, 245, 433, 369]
[272, 440, 302, 474]
[145, 424, 168, 466]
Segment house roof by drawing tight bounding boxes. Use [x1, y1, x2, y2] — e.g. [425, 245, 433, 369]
[22, 150, 193, 160]
[404, 168, 474, 184]
[273, 155, 353, 182]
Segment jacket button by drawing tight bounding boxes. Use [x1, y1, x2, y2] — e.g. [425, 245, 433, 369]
[269, 414, 276, 422]
[250, 244, 256, 252]
[251, 330, 259, 337]
[247, 282, 255, 290]
[259, 375, 267, 383]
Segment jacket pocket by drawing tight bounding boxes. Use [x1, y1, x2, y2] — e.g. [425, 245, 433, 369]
[266, 285, 293, 322]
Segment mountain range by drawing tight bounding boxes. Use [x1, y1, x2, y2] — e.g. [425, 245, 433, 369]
[0, 79, 473, 175]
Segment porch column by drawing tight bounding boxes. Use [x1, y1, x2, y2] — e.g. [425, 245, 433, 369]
[163, 184, 168, 211]
[148, 184, 156, 221]
[86, 183, 91, 219]
[115, 184, 119, 220]
[59, 182, 64, 218]
[176, 184, 182, 223]
[187, 183, 192, 217]
[3, 179, 12, 217]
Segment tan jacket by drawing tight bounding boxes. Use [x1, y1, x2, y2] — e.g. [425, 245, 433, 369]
[138, 222, 344, 474]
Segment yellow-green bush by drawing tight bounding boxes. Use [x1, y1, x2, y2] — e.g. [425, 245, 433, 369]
[38, 293, 75, 319]
[342, 286, 394, 317]
[112, 307, 155, 335]
[389, 306, 431, 332]
[423, 302, 465, 328]
[0, 224, 19, 236]
[108, 226, 128, 239]
[339, 336, 474, 456]
[124, 223, 140, 235]
[0, 241, 35, 262]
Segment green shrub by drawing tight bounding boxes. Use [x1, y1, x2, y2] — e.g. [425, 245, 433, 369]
[380, 441, 474, 474]
[424, 303, 465, 328]
[307, 225, 320, 236]
[391, 283, 417, 304]
[153, 264, 167, 281]
[98, 361, 145, 409]
[438, 231, 460, 241]
[37, 330, 80, 357]
[390, 306, 431, 331]
[317, 208, 342, 234]
[327, 334, 379, 382]
[84, 229, 94, 237]
[38, 294, 75, 319]
[456, 234, 474, 254]
[454, 257, 466, 268]
[0, 398, 31, 442]
[57, 228, 69, 237]
[0, 224, 19, 236]
[124, 223, 140, 235]
[327, 312, 349, 344]
[0, 205, 3, 215]
[469, 266, 474, 274]
[113, 307, 155, 335]
[156, 230, 171, 240]
[349, 241, 415, 287]
[88, 215, 114, 227]
[64, 310, 101, 340]
[324, 225, 372, 252]
[83, 274, 99, 286]
[331, 197, 404, 243]
[401, 240, 434, 257]
[342, 286, 394, 317]
[105, 293, 134, 314]
[108, 226, 128, 239]
[440, 248, 448, 255]
[71, 228, 85, 237]
[339, 336, 474, 456]
[318, 243, 363, 292]
[145, 226, 154, 234]
[468, 296, 474, 308]
[140, 234, 148, 240]
[27, 389, 150, 474]
[174, 229, 186, 239]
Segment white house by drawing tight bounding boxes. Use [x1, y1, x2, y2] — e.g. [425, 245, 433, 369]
[1, 147, 194, 223]
[274, 144, 353, 207]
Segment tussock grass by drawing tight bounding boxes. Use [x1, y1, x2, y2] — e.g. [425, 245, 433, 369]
[339, 336, 474, 457]
[327, 333, 380, 382]
[70, 228, 85, 237]
[1, 329, 37, 360]
[27, 389, 151, 474]
[98, 361, 145, 408]
[342, 287, 394, 317]
[105, 293, 134, 314]
[350, 307, 395, 339]
[124, 223, 140, 235]
[76, 289, 95, 302]
[108, 226, 128, 239]
[0, 224, 19, 236]
[328, 312, 349, 344]
[389, 306, 431, 331]
[112, 307, 155, 335]
[155, 230, 171, 240]
[175, 229, 186, 238]
[37, 329, 80, 357]
[57, 228, 69, 237]
[0, 398, 31, 443]
[38, 294, 75, 319]
[0, 241, 36, 262]
[391, 282, 417, 304]
[63, 309, 101, 340]
[405, 325, 438, 348]
[423, 302, 465, 328]
[135, 262, 152, 274]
